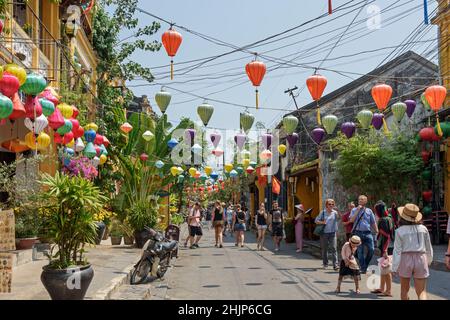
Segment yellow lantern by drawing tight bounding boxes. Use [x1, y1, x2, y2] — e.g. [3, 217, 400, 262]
[57, 103, 74, 119]
[85, 122, 99, 132]
[204, 166, 212, 176]
[278, 144, 287, 155]
[100, 154, 107, 165]
[225, 163, 233, 173]
[4, 64, 27, 85]
[66, 139, 75, 148]
[189, 167, 197, 177]
[24, 132, 37, 149]
[242, 158, 250, 168]
[170, 166, 179, 177]
[36, 132, 51, 149]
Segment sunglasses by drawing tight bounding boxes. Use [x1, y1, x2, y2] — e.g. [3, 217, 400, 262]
[326, 203, 334, 206]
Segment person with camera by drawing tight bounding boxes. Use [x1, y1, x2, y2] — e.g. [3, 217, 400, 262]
[315, 199, 340, 270]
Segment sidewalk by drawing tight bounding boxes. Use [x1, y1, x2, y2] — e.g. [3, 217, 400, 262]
[0, 239, 141, 300]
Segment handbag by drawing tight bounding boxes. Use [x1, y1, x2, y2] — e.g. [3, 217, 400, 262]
[313, 210, 326, 236]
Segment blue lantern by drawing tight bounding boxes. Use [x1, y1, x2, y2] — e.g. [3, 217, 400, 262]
[64, 148, 75, 157]
[155, 160, 164, 169]
[230, 170, 238, 178]
[63, 157, 71, 167]
[84, 129, 96, 143]
[210, 172, 219, 180]
[167, 138, 178, 149]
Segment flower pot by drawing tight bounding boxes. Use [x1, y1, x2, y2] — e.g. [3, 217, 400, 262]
[134, 229, 152, 249]
[110, 236, 122, 245]
[94, 221, 106, 245]
[124, 235, 134, 245]
[102, 225, 110, 240]
[15, 238, 38, 250]
[41, 264, 94, 300]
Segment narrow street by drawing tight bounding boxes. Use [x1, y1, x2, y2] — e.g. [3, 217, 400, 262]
[157, 225, 450, 300]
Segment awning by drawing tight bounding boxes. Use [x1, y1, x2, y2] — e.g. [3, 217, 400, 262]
[289, 159, 319, 176]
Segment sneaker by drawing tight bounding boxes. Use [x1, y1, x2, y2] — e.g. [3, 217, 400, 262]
[235, 243, 238, 247]
[215, 244, 218, 247]
[274, 248, 279, 252]
[334, 266, 339, 271]
[189, 246, 195, 249]
[219, 244, 223, 248]
[323, 265, 328, 269]
[193, 243, 199, 248]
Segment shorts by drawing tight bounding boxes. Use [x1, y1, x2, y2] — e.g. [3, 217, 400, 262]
[189, 226, 203, 237]
[257, 225, 268, 230]
[234, 223, 246, 231]
[397, 252, 429, 279]
[213, 221, 224, 228]
[272, 223, 283, 237]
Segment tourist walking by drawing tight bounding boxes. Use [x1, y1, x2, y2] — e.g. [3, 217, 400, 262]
[226, 203, 234, 236]
[315, 199, 340, 270]
[183, 201, 193, 248]
[232, 204, 246, 247]
[335, 235, 362, 294]
[255, 202, 268, 251]
[392, 203, 433, 300]
[349, 195, 378, 273]
[269, 201, 284, 252]
[294, 204, 305, 253]
[341, 201, 355, 241]
[188, 202, 203, 249]
[211, 201, 225, 248]
[371, 200, 395, 297]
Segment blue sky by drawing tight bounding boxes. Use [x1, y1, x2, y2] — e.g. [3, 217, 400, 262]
[123, 0, 439, 132]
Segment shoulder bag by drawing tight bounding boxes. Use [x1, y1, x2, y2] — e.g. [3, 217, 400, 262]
[351, 208, 366, 236]
[313, 210, 326, 236]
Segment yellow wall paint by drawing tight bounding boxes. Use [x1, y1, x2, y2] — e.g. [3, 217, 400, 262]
[295, 170, 320, 219]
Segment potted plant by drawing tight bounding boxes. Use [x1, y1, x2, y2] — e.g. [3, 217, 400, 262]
[128, 199, 159, 248]
[14, 209, 40, 250]
[38, 172, 107, 300]
[109, 218, 123, 245]
[121, 218, 134, 245]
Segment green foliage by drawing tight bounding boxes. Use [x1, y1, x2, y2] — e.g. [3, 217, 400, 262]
[15, 209, 40, 238]
[328, 129, 423, 205]
[38, 172, 108, 269]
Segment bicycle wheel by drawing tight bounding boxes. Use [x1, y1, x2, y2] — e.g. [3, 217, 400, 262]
[130, 259, 151, 285]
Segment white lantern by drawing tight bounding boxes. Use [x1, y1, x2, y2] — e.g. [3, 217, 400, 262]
[142, 130, 154, 141]
[75, 138, 85, 152]
[24, 114, 48, 134]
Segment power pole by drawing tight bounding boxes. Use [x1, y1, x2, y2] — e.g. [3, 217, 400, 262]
[284, 86, 299, 110]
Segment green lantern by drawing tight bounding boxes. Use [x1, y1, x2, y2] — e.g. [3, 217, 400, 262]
[178, 175, 185, 184]
[155, 89, 171, 114]
[422, 205, 432, 216]
[57, 120, 73, 135]
[39, 98, 55, 117]
[83, 142, 97, 159]
[240, 111, 255, 133]
[421, 92, 431, 112]
[282, 115, 298, 135]
[250, 161, 258, 167]
[357, 109, 373, 129]
[322, 115, 338, 134]
[391, 102, 407, 123]
[422, 169, 431, 181]
[20, 73, 47, 96]
[0, 94, 13, 119]
[434, 121, 450, 138]
[197, 101, 214, 126]
[236, 166, 244, 174]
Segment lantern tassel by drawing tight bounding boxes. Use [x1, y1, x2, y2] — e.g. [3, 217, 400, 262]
[316, 102, 321, 125]
[436, 114, 443, 137]
[170, 60, 174, 80]
[423, 0, 429, 25]
[383, 118, 390, 135]
[256, 89, 259, 109]
[328, 0, 332, 14]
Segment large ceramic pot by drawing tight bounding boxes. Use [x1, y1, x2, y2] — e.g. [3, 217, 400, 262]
[102, 225, 110, 240]
[111, 236, 122, 245]
[134, 229, 151, 249]
[15, 237, 38, 250]
[41, 264, 94, 300]
[94, 221, 106, 245]
[124, 236, 134, 246]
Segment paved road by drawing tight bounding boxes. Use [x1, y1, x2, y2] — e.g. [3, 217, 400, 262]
[160, 224, 450, 300]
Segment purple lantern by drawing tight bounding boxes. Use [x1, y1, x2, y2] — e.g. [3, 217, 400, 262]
[372, 113, 384, 130]
[234, 133, 246, 151]
[311, 127, 325, 144]
[405, 100, 416, 118]
[287, 133, 298, 147]
[210, 133, 221, 148]
[341, 122, 356, 139]
[185, 129, 196, 142]
[262, 133, 273, 149]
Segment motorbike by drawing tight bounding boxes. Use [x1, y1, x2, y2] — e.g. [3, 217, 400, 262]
[130, 227, 178, 284]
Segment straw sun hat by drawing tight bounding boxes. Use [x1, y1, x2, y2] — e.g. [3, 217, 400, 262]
[398, 203, 422, 223]
[350, 235, 362, 246]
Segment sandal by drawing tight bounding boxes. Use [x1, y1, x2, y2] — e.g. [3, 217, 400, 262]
[335, 288, 341, 294]
[355, 289, 361, 294]
[371, 289, 383, 294]
[379, 292, 392, 297]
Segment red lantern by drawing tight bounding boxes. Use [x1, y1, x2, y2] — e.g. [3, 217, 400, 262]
[8, 93, 26, 121]
[54, 132, 63, 144]
[24, 96, 43, 120]
[95, 146, 101, 157]
[73, 126, 84, 139]
[70, 119, 80, 132]
[161, 26, 183, 80]
[306, 73, 327, 125]
[425, 85, 447, 136]
[0, 20, 3, 34]
[94, 134, 104, 145]
[140, 153, 148, 162]
[48, 107, 65, 130]
[422, 191, 432, 203]
[419, 127, 440, 142]
[245, 57, 266, 109]
[0, 73, 20, 98]
[371, 84, 392, 111]
[72, 106, 79, 119]
[63, 131, 74, 145]
[199, 187, 204, 192]
[421, 151, 431, 163]
[103, 136, 110, 147]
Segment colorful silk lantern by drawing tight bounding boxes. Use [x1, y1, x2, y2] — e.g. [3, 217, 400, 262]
[422, 190, 432, 203]
[1, 139, 28, 153]
[8, 93, 25, 121]
[371, 113, 384, 130]
[155, 89, 171, 114]
[92, 156, 100, 167]
[422, 169, 431, 181]
[57, 119, 73, 135]
[435, 121, 450, 139]
[177, 167, 184, 175]
[311, 127, 325, 144]
[425, 85, 447, 136]
[178, 175, 185, 183]
[357, 110, 373, 129]
[0, 73, 20, 98]
[73, 125, 85, 139]
[63, 131, 74, 145]
[142, 130, 154, 141]
[39, 98, 55, 117]
[161, 27, 183, 80]
[94, 134, 104, 146]
[103, 136, 110, 148]
[306, 74, 327, 125]
[170, 166, 179, 177]
[24, 114, 48, 134]
[0, 94, 13, 119]
[185, 128, 196, 142]
[168, 138, 178, 149]
[391, 102, 407, 123]
[283, 115, 298, 135]
[20, 73, 47, 96]
[120, 122, 133, 134]
[322, 115, 338, 134]
[287, 133, 299, 147]
[4, 64, 26, 85]
[262, 133, 273, 149]
[70, 119, 80, 133]
[57, 103, 73, 119]
[242, 158, 251, 168]
[24, 132, 37, 149]
[39, 87, 59, 106]
[246, 166, 255, 174]
[229, 170, 238, 178]
[72, 106, 79, 119]
[36, 132, 50, 149]
[341, 122, 356, 139]
[421, 92, 431, 112]
[24, 96, 42, 120]
[371, 84, 392, 111]
[53, 132, 63, 144]
[66, 139, 75, 149]
[99, 144, 108, 156]
[260, 149, 272, 161]
[47, 107, 65, 130]
[241, 150, 251, 159]
[140, 153, 149, 162]
[192, 143, 202, 154]
[421, 151, 430, 164]
[240, 111, 255, 133]
[422, 205, 432, 216]
[94, 145, 101, 157]
[405, 100, 417, 118]
[278, 144, 287, 155]
[212, 147, 224, 157]
[84, 129, 97, 143]
[245, 56, 266, 109]
[75, 138, 85, 152]
[328, 0, 333, 14]
[210, 133, 221, 148]
[419, 127, 440, 142]
[189, 167, 197, 177]
[195, 171, 201, 179]
[197, 101, 214, 126]
[85, 122, 98, 132]
[204, 166, 213, 176]
[225, 163, 233, 173]
[234, 133, 246, 151]
[99, 154, 107, 165]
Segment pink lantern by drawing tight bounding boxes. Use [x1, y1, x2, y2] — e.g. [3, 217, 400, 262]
[63, 131, 74, 145]
[212, 148, 224, 157]
[210, 133, 221, 148]
[70, 119, 80, 132]
[103, 137, 110, 147]
[95, 145, 101, 156]
[73, 126, 84, 139]
[24, 96, 43, 120]
[94, 134, 104, 145]
[54, 132, 63, 144]
[260, 149, 272, 161]
[72, 106, 79, 118]
[140, 153, 149, 162]
[47, 106, 65, 130]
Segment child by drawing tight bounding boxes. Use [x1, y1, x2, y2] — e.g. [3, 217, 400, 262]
[336, 235, 362, 294]
[373, 254, 393, 297]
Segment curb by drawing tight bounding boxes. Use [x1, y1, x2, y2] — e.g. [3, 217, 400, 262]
[90, 263, 135, 300]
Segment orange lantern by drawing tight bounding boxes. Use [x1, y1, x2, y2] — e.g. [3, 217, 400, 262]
[306, 73, 327, 125]
[425, 85, 447, 136]
[371, 84, 392, 133]
[120, 122, 133, 134]
[245, 55, 266, 109]
[162, 26, 183, 80]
